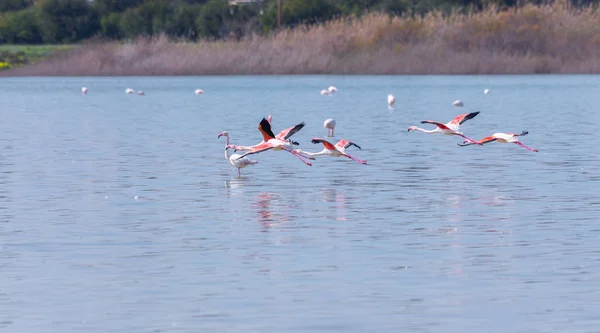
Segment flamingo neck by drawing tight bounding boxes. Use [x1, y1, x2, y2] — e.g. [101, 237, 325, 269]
[297, 149, 328, 157]
[413, 127, 439, 134]
[222, 134, 231, 161]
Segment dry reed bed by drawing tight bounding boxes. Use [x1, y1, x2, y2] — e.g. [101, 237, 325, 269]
[4, 1, 600, 76]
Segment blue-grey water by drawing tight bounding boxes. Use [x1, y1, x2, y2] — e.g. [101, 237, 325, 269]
[1, 75, 599, 333]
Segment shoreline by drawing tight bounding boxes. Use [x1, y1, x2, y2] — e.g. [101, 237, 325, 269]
[3, 3, 600, 77]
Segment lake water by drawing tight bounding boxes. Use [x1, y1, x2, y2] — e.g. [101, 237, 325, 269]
[1, 75, 599, 333]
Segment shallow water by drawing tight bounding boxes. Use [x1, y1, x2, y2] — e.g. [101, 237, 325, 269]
[1, 75, 599, 333]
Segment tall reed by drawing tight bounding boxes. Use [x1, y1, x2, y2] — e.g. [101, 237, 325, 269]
[4, 1, 600, 76]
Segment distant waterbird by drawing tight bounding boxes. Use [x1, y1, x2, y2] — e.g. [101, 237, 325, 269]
[195, 89, 204, 95]
[125, 88, 134, 94]
[484, 89, 490, 94]
[324, 118, 336, 137]
[81, 87, 87, 95]
[320, 86, 338, 96]
[452, 100, 464, 107]
[388, 94, 395, 107]
[137, 91, 144, 96]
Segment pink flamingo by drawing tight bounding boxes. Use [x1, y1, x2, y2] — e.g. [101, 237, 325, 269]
[458, 130, 538, 152]
[408, 111, 482, 144]
[227, 115, 303, 152]
[229, 118, 313, 166]
[296, 138, 367, 165]
[81, 87, 88, 95]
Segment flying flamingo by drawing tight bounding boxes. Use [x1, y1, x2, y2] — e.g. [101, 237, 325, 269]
[388, 94, 395, 107]
[457, 130, 538, 152]
[407, 111, 482, 145]
[295, 138, 367, 165]
[218, 131, 258, 176]
[227, 115, 303, 151]
[324, 118, 336, 137]
[81, 87, 87, 95]
[229, 118, 313, 166]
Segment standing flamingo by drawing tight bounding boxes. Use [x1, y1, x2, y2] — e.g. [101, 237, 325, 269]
[295, 138, 367, 165]
[125, 88, 134, 94]
[229, 118, 313, 166]
[324, 118, 336, 137]
[407, 111, 482, 145]
[195, 89, 204, 95]
[218, 131, 258, 176]
[388, 94, 395, 107]
[452, 100, 464, 107]
[458, 130, 538, 152]
[81, 87, 88, 95]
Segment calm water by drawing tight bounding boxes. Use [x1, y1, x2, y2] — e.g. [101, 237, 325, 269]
[1, 75, 599, 333]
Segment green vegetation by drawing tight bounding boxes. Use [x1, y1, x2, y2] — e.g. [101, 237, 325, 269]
[0, 44, 73, 69]
[1, 0, 600, 45]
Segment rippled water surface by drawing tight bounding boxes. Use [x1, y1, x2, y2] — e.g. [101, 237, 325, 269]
[1, 75, 600, 332]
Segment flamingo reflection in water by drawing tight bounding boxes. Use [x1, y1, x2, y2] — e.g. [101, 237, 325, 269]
[253, 193, 293, 231]
[321, 188, 348, 222]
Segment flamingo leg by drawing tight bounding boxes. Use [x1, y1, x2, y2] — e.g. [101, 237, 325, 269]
[284, 148, 312, 166]
[455, 133, 482, 145]
[343, 154, 367, 165]
[295, 151, 315, 160]
[515, 142, 538, 152]
[238, 168, 241, 177]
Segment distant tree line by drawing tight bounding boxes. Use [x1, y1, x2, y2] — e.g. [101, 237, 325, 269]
[0, 0, 599, 44]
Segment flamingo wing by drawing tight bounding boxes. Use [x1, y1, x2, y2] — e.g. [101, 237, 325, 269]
[276, 122, 305, 141]
[457, 135, 496, 146]
[449, 111, 480, 126]
[420, 120, 451, 130]
[514, 130, 529, 137]
[237, 142, 273, 157]
[311, 138, 337, 151]
[258, 118, 276, 142]
[335, 139, 361, 150]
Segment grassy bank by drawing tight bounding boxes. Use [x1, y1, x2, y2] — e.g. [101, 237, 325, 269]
[0, 45, 74, 71]
[3, 2, 600, 76]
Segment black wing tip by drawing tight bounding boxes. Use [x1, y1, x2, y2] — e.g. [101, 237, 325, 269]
[311, 139, 321, 144]
[420, 120, 429, 124]
[521, 130, 529, 135]
[465, 111, 480, 120]
[351, 142, 362, 150]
